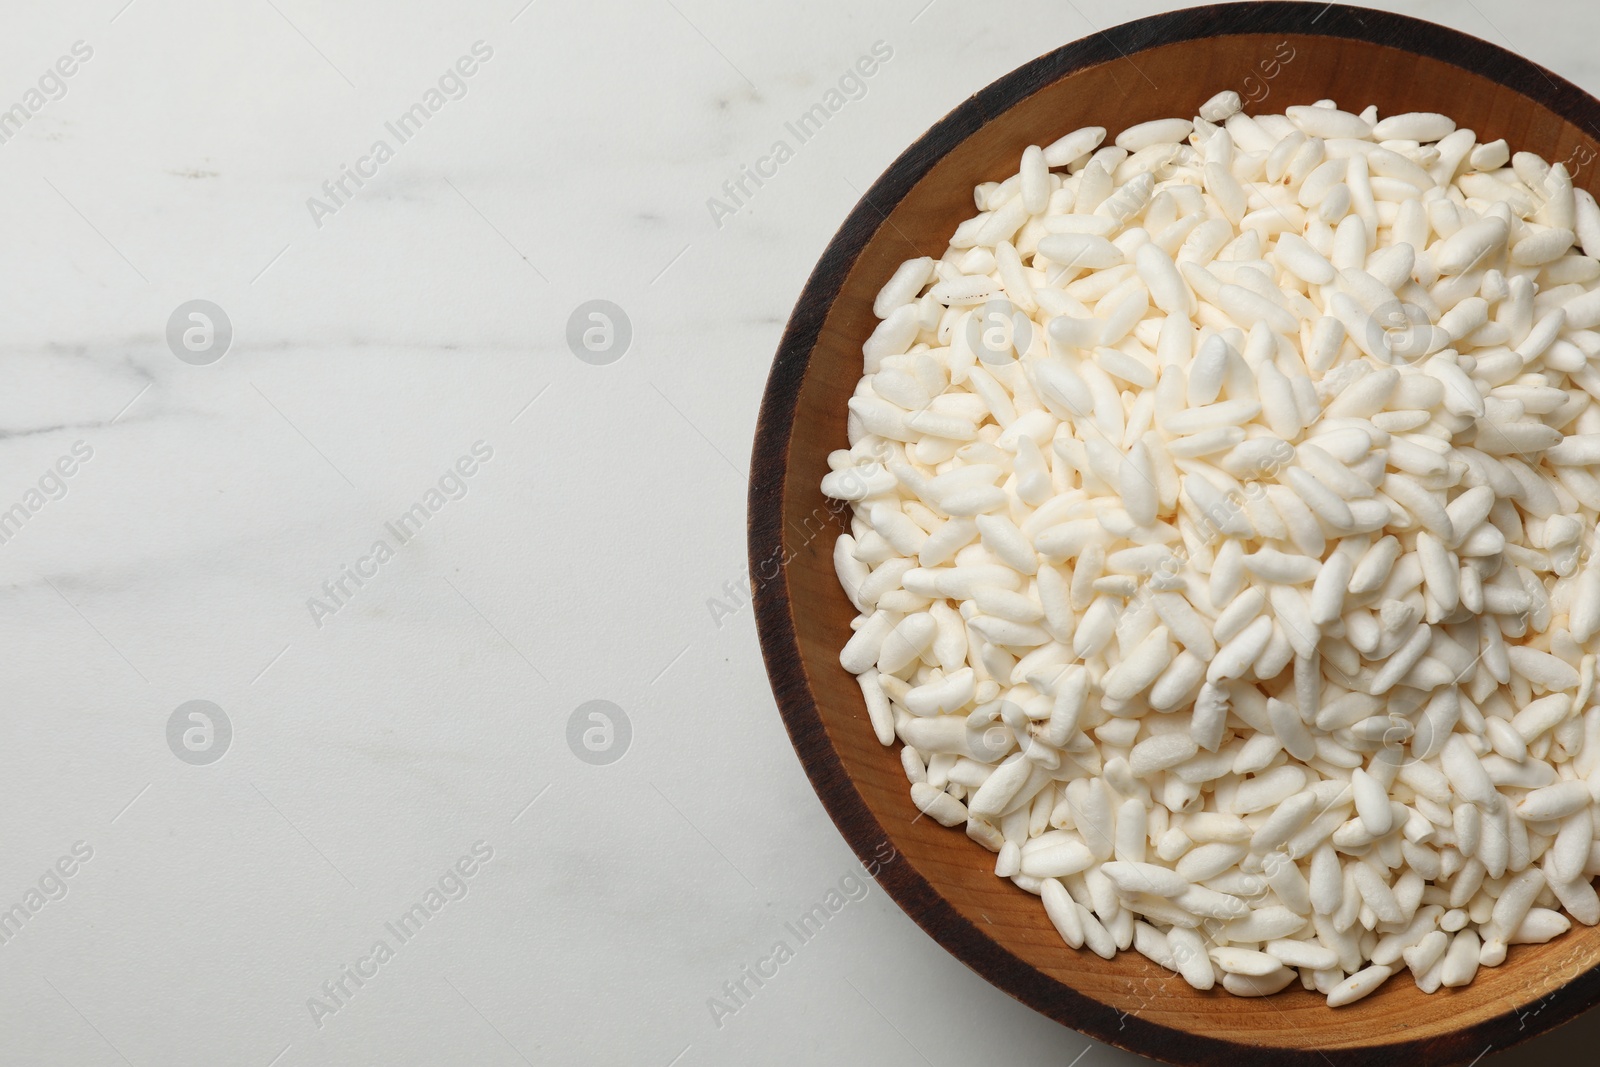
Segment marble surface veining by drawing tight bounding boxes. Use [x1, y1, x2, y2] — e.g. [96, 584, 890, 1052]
[2, 0, 1599, 1063]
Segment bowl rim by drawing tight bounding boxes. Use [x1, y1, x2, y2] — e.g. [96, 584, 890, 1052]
[747, 3, 1600, 1063]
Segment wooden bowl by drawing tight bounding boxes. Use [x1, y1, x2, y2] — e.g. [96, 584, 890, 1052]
[748, 3, 1600, 1063]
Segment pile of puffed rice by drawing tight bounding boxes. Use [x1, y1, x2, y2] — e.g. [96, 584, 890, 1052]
[824, 89, 1600, 1005]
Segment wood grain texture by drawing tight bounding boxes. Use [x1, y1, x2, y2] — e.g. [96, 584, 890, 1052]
[748, 4, 1600, 1064]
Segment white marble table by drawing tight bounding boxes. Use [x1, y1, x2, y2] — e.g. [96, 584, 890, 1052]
[2, 1, 1598, 1063]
